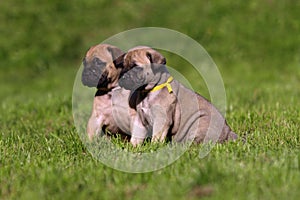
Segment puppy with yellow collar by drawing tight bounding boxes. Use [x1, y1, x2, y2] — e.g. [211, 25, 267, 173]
[118, 46, 238, 145]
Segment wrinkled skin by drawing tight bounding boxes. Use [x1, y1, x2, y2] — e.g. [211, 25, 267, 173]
[82, 44, 123, 88]
[118, 46, 238, 145]
[81, 44, 132, 141]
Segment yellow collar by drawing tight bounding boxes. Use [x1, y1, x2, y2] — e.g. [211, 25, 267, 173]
[150, 76, 173, 93]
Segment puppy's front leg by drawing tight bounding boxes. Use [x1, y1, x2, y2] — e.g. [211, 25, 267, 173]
[152, 122, 170, 143]
[150, 105, 172, 142]
[87, 114, 103, 141]
[130, 115, 147, 147]
[151, 114, 172, 142]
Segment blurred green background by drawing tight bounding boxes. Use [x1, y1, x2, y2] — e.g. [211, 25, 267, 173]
[1, 0, 299, 101]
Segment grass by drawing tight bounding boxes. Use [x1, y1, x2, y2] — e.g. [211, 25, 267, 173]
[1, 0, 300, 199]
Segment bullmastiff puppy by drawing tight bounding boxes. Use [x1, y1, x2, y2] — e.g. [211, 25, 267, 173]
[82, 44, 132, 141]
[118, 46, 238, 144]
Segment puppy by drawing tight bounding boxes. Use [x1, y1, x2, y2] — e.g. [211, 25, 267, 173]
[118, 46, 237, 144]
[82, 44, 130, 140]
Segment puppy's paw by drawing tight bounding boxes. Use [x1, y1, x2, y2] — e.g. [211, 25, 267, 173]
[87, 132, 94, 141]
[151, 136, 162, 143]
[228, 131, 238, 141]
[130, 137, 144, 147]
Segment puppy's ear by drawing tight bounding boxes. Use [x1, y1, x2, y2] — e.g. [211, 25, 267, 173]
[97, 70, 109, 89]
[146, 51, 166, 65]
[107, 46, 124, 60]
[82, 46, 93, 64]
[113, 53, 126, 68]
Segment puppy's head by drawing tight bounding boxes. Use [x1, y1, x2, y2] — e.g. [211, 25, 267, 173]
[81, 44, 124, 89]
[122, 46, 166, 71]
[118, 46, 168, 91]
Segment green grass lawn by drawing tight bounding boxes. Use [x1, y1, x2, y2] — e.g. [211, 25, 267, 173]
[1, 1, 300, 199]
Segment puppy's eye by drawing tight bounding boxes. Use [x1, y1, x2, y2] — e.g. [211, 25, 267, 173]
[146, 52, 152, 63]
[131, 63, 138, 67]
[135, 67, 143, 71]
[93, 57, 105, 67]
